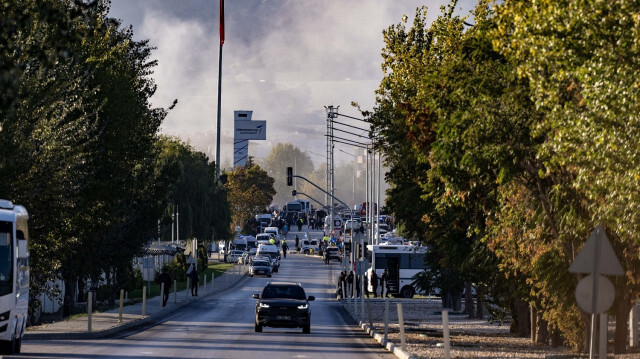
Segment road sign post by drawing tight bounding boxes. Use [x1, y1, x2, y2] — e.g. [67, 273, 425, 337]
[569, 225, 624, 359]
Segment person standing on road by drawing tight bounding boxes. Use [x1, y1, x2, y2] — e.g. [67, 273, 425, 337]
[298, 218, 303, 231]
[381, 269, 390, 297]
[338, 271, 347, 298]
[158, 266, 172, 307]
[282, 240, 288, 258]
[189, 264, 199, 296]
[295, 235, 299, 250]
[363, 272, 369, 297]
[347, 271, 354, 298]
[370, 270, 379, 298]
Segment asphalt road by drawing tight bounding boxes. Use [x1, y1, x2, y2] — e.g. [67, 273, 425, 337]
[19, 239, 393, 359]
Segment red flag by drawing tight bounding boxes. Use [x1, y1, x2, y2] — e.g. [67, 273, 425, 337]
[219, 0, 225, 46]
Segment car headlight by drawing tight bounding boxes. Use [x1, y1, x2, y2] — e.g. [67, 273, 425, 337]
[297, 303, 308, 309]
[259, 302, 270, 308]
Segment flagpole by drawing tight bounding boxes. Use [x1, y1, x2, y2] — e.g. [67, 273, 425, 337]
[216, 0, 225, 180]
[216, 43, 223, 180]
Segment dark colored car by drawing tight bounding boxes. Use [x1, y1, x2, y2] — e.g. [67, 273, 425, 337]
[250, 260, 272, 277]
[253, 282, 315, 333]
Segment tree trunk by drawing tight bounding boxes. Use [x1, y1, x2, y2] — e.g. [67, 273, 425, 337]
[536, 312, 550, 345]
[516, 299, 530, 337]
[551, 329, 563, 348]
[453, 291, 462, 312]
[530, 307, 537, 343]
[614, 278, 632, 354]
[476, 287, 484, 318]
[63, 277, 77, 317]
[464, 282, 475, 318]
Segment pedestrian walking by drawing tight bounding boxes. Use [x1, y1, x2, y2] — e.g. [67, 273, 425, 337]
[189, 264, 199, 296]
[158, 266, 172, 307]
[295, 235, 299, 250]
[282, 240, 288, 258]
[370, 270, 379, 298]
[347, 271, 354, 298]
[298, 218, 303, 231]
[381, 268, 390, 297]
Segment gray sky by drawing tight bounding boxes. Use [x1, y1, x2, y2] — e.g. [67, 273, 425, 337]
[108, 0, 476, 166]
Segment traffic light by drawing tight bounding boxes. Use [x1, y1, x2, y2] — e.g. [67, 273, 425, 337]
[292, 190, 297, 196]
[287, 167, 293, 186]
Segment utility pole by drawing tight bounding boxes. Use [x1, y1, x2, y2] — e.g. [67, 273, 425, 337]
[325, 105, 339, 236]
[215, 0, 225, 180]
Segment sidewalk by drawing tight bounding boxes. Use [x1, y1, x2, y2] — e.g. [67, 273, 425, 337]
[25, 264, 248, 340]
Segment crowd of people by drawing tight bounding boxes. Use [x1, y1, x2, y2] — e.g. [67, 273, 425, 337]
[336, 268, 391, 299]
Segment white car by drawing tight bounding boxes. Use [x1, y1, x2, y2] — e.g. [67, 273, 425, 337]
[226, 249, 245, 263]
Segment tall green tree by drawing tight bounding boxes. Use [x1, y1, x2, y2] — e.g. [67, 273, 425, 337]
[226, 158, 276, 234]
[157, 137, 231, 245]
[494, 0, 640, 352]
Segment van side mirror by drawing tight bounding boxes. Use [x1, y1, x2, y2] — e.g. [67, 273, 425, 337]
[307, 296, 315, 301]
[252, 293, 260, 299]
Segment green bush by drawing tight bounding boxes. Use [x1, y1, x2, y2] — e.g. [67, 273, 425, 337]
[169, 255, 186, 281]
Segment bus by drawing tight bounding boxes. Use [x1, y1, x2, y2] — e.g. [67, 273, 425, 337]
[366, 244, 427, 298]
[0, 200, 29, 354]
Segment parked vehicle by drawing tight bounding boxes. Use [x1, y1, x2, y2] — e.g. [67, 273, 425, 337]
[231, 236, 248, 251]
[249, 259, 272, 277]
[262, 227, 281, 246]
[256, 233, 274, 245]
[256, 244, 280, 272]
[366, 244, 429, 298]
[0, 200, 29, 354]
[323, 215, 343, 236]
[300, 238, 319, 254]
[238, 252, 251, 264]
[343, 219, 360, 233]
[226, 250, 245, 263]
[323, 247, 342, 263]
[253, 282, 315, 333]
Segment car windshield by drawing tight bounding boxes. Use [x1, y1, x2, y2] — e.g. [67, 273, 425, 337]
[253, 261, 269, 267]
[261, 285, 306, 300]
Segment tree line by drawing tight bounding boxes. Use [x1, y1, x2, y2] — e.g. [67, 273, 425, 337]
[0, 0, 231, 322]
[367, 0, 640, 353]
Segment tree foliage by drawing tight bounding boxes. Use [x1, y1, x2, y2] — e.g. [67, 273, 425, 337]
[0, 0, 232, 321]
[369, 0, 640, 352]
[226, 158, 276, 233]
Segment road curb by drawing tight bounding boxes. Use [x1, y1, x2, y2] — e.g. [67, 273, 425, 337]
[341, 301, 416, 359]
[24, 273, 249, 341]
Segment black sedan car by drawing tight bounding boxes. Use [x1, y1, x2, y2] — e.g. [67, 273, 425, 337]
[253, 282, 315, 333]
[250, 259, 272, 277]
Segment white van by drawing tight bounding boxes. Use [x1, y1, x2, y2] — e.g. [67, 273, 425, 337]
[256, 233, 273, 245]
[256, 244, 280, 272]
[263, 227, 281, 247]
[263, 226, 280, 238]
